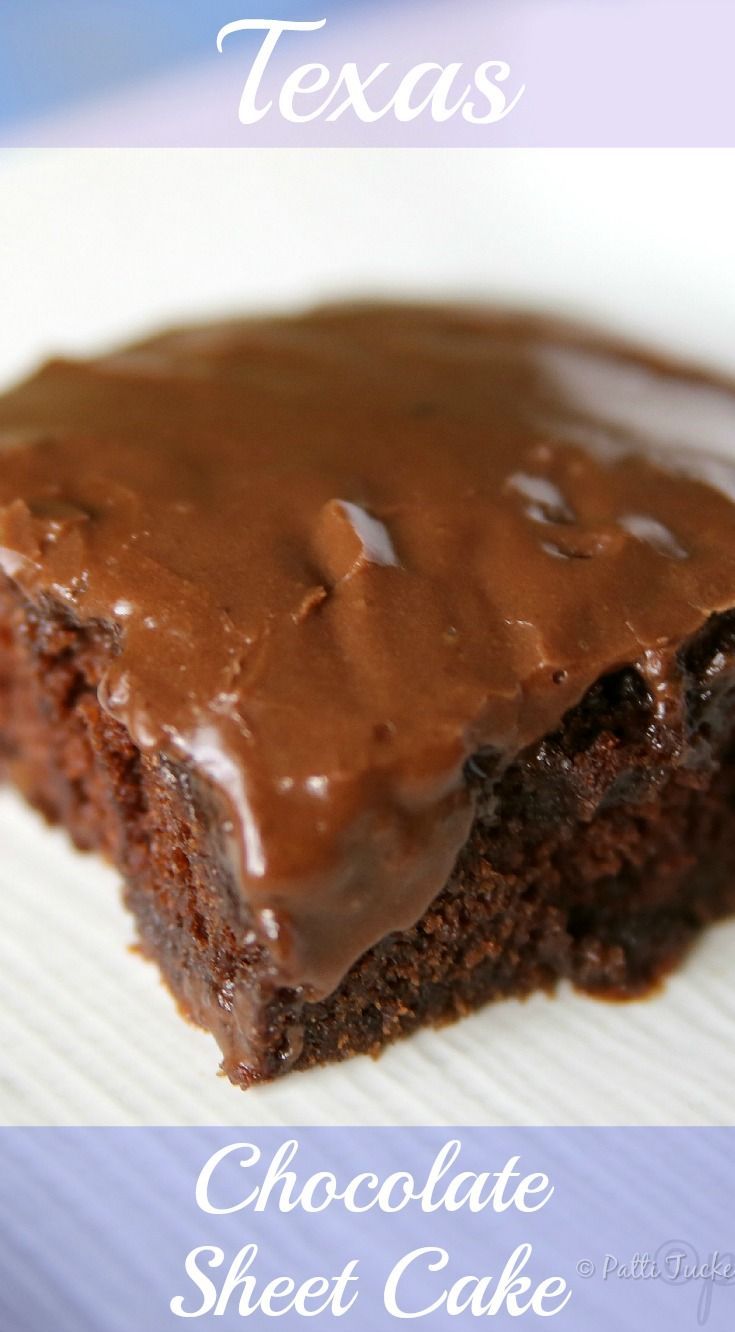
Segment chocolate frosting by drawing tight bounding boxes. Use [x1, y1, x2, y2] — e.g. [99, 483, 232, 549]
[3, 304, 735, 999]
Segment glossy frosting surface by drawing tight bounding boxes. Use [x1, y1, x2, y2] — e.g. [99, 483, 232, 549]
[3, 305, 735, 996]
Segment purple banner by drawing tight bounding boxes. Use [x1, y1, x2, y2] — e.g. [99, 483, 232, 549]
[1, 0, 734, 147]
[1, 1128, 733, 1330]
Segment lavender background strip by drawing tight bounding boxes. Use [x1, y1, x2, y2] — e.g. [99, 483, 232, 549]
[0, 1128, 733, 1330]
[1, 0, 734, 147]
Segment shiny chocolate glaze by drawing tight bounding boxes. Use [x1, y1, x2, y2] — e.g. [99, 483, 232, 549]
[2, 305, 735, 998]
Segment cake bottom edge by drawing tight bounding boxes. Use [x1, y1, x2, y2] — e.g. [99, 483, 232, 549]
[3, 573, 735, 1088]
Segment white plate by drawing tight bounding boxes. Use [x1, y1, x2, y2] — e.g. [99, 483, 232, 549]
[1, 147, 734, 1126]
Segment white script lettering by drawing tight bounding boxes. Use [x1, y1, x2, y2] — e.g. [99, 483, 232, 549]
[217, 18, 525, 126]
[170, 1244, 360, 1318]
[384, 1244, 572, 1319]
[195, 1140, 553, 1217]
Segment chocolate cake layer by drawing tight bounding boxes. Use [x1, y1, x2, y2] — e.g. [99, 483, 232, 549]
[2, 305, 735, 1084]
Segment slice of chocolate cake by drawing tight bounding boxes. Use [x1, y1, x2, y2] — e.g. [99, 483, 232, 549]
[2, 304, 735, 1086]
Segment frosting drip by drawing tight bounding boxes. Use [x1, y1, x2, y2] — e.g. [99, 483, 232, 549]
[2, 305, 735, 997]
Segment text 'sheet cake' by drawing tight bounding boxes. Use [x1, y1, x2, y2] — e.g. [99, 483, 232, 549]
[2, 305, 735, 1085]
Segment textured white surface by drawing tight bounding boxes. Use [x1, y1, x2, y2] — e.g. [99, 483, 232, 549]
[0, 148, 734, 1126]
[3, 788, 735, 1127]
